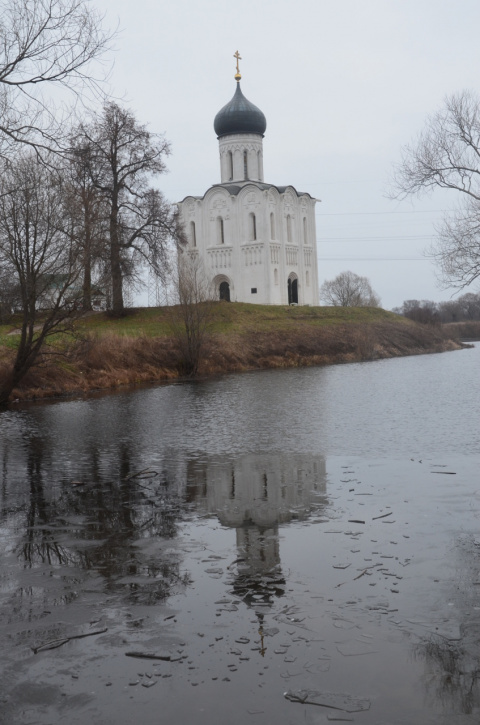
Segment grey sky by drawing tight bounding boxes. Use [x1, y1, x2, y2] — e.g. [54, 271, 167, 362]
[96, 0, 480, 309]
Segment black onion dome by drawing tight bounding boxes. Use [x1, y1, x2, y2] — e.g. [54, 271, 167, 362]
[214, 82, 266, 138]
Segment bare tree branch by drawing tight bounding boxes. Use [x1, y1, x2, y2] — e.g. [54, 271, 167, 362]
[390, 91, 480, 290]
[0, 0, 114, 159]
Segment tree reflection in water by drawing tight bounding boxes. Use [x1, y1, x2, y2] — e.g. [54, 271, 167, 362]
[414, 636, 480, 716]
[1, 422, 328, 628]
[1, 436, 192, 621]
[414, 532, 480, 716]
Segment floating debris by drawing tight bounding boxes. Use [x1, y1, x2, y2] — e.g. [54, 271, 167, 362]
[32, 628, 107, 654]
[125, 652, 171, 661]
[124, 468, 158, 480]
[284, 689, 370, 712]
[372, 512, 393, 520]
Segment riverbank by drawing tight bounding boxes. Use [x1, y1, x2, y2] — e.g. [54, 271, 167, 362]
[443, 320, 480, 341]
[0, 303, 465, 402]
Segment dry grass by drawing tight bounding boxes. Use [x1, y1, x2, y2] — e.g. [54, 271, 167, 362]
[197, 320, 460, 377]
[0, 305, 464, 403]
[443, 321, 480, 340]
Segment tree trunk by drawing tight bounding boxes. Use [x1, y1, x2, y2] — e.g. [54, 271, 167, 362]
[109, 202, 124, 315]
[83, 259, 92, 311]
[82, 202, 92, 311]
[0, 372, 14, 406]
[0, 343, 33, 406]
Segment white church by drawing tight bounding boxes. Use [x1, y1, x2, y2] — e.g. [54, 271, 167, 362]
[177, 54, 319, 306]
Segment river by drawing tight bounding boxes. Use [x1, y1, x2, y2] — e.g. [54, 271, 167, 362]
[0, 345, 479, 724]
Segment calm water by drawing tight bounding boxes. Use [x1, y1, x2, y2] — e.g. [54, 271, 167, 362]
[0, 346, 479, 724]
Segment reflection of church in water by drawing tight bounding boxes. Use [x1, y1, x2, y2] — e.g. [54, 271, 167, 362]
[186, 453, 327, 608]
[178, 52, 319, 305]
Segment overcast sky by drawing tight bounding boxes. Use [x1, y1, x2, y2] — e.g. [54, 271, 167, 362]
[95, 0, 480, 309]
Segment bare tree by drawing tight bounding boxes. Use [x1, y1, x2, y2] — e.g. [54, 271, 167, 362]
[77, 103, 183, 315]
[393, 293, 480, 323]
[63, 140, 109, 310]
[320, 271, 381, 307]
[394, 299, 440, 325]
[0, 0, 113, 159]
[168, 251, 215, 377]
[391, 90, 480, 290]
[0, 153, 82, 405]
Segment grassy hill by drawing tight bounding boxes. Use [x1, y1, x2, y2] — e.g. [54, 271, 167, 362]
[0, 303, 464, 402]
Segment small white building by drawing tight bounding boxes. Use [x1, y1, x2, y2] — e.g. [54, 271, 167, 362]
[178, 62, 319, 305]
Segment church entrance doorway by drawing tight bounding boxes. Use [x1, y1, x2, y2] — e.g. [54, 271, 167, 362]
[288, 276, 298, 304]
[219, 281, 230, 301]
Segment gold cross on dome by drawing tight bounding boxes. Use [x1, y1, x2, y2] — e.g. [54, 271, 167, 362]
[234, 50, 242, 80]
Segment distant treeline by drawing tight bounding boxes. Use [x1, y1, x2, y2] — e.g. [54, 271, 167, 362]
[392, 292, 480, 325]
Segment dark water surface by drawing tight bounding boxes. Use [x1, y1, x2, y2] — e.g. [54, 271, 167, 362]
[0, 346, 479, 724]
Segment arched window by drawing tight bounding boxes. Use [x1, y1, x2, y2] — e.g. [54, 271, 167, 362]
[190, 221, 196, 247]
[217, 216, 225, 245]
[257, 150, 261, 179]
[303, 217, 307, 244]
[306, 270, 310, 287]
[243, 150, 248, 180]
[274, 268, 279, 285]
[270, 212, 275, 240]
[287, 214, 292, 243]
[227, 151, 233, 181]
[248, 212, 256, 241]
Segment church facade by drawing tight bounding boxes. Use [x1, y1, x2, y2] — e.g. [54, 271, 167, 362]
[177, 61, 319, 305]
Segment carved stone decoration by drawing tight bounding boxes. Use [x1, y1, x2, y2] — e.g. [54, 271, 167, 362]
[285, 246, 298, 266]
[241, 244, 263, 266]
[207, 247, 232, 269]
[270, 244, 280, 264]
[244, 191, 260, 209]
[210, 196, 230, 221]
[284, 190, 296, 215]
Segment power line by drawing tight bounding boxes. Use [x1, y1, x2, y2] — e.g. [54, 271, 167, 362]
[318, 257, 428, 261]
[318, 235, 434, 242]
[316, 210, 449, 217]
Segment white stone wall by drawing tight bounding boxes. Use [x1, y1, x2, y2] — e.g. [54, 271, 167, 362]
[178, 182, 319, 306]
[218, 134, 264, 183]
